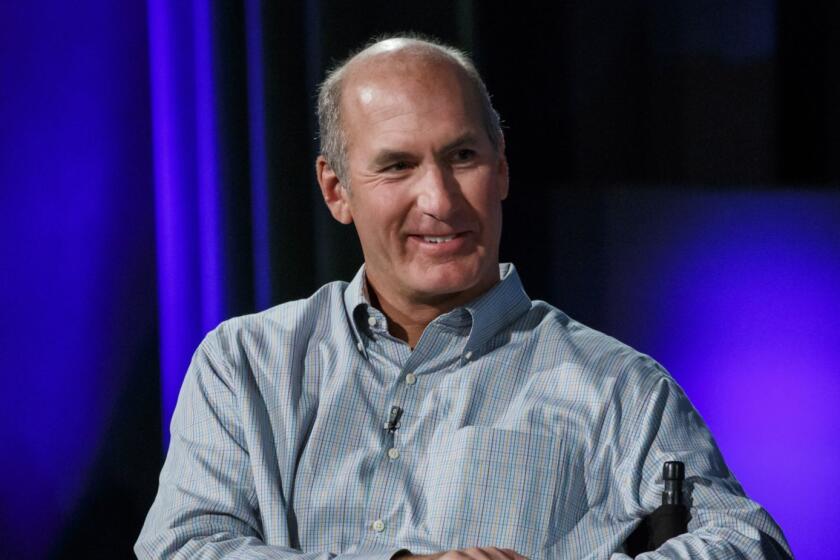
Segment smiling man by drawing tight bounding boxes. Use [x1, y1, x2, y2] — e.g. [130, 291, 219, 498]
[316, 39, 508, 349]
[136, 36, 792, 560]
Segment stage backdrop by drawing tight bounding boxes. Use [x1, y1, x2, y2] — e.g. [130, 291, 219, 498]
[2, 0, 839, 558]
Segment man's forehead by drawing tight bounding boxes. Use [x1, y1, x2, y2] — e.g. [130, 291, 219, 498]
[336, 44, 490, 157]
[341, 75, 477, 150]
[342, 54, 471, 116]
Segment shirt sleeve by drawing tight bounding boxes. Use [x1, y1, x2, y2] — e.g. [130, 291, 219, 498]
[134, 332, 405, 560]
[606, 361, 793, 560]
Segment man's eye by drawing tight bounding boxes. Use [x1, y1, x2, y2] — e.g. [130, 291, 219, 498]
[384, 161, 410, 172]
[452, 149, 476, 162]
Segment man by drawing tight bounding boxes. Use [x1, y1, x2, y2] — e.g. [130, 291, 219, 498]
[136, 36, 791, 559]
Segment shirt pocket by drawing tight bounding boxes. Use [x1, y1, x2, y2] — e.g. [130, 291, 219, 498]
[422, 426, 563, 557]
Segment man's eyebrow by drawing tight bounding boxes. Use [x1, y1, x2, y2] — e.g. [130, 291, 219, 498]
[369, 132, 482, 168]
[370, 149, 415, 168]
[439, 132, 480, 154]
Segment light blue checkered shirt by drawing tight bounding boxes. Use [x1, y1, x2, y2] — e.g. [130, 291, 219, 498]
[136, 264, 791, 559]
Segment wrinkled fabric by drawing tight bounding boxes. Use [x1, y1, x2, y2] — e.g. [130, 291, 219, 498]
[137, 264, 791, 560]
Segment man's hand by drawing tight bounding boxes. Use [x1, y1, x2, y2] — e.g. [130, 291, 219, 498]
[397, 547, 529, 560]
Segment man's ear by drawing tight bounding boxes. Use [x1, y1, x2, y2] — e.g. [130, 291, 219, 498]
[316, 155, 353, 224]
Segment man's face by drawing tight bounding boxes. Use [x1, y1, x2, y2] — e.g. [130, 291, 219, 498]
[327, 57, 508, 307]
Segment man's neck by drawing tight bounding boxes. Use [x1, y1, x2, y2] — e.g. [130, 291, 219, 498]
[364, 275, 498, 349]
[368, 290, 437, 349]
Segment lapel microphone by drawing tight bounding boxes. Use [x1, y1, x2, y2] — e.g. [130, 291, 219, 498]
[384, 406, 404, 433]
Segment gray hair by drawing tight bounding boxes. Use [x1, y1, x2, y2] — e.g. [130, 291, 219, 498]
[316, 34, 503, 187]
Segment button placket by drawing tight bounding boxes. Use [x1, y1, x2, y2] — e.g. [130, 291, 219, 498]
[362, 329, 418, 543]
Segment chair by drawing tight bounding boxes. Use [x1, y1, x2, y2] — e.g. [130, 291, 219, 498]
[623, 461, 689, 557]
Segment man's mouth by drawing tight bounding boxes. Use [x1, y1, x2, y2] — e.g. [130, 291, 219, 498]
[422, 234, 457, 244]
[406, 232, 470, 252]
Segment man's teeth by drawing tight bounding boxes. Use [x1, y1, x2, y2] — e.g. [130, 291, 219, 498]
[423, 235, 456, 244]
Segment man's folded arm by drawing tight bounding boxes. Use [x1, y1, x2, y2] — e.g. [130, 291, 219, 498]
[134, 332, 404, 560]
[606, 362, 793, 560]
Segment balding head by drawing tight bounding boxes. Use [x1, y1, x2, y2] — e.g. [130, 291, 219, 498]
[317, 35, 503, 186]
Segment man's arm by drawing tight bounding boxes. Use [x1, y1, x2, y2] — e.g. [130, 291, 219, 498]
[134, 332, 403, 560]
[396, 549, 526, 560]
[605, 363, 792, 559]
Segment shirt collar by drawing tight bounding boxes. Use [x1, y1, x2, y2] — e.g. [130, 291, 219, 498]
[343, 263, 531, 358]
[343, 267, 373, 359]
[460, 263, 531, 354]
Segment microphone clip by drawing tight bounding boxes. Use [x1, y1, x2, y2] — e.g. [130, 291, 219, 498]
[384, 405, 404, 433]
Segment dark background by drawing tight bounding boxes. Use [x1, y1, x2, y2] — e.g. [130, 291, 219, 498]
[1, 1, 838, 558]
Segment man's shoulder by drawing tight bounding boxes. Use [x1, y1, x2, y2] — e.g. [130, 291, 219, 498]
[523, 300, 669, 389]
[524, 299, 637, 357]
[201, 279, 351, 359]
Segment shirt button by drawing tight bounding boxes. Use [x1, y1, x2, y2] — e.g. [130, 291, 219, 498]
[356, 341, 364, 352]
[372, 519, 385, 532]
[387, 447, 400, 460]
[464, 351, 473, 360]
[367, 316, 377, 327]
[405, 372, 417, 385]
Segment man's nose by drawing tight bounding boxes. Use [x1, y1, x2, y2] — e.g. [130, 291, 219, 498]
[415, 163, 460, 220]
